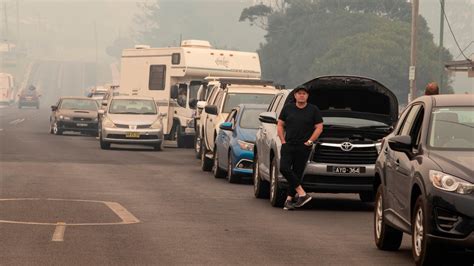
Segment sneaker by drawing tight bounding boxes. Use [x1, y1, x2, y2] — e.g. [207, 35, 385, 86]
[283, 200, 295, 210]
[294, 194, 312, 208]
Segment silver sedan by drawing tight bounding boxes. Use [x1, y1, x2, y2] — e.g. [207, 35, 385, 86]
[98, 96, 165, 151]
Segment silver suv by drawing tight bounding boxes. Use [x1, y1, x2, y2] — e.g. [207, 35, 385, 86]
[253, 76, 398, 207]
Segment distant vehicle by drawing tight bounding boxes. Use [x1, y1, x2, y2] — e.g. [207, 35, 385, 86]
[98, 96, 164, 151]
[87, 86, 108, 100]
[253, 76, 398, 207]
[119, 40, 262, 148]
[49, 97, 99, 135]
[213, 104, 268, 183]
[18, 85, 41, 109]
[0, 73, 14, 105]
[374, 95, 474, 265]
[197, 78, 281, 172]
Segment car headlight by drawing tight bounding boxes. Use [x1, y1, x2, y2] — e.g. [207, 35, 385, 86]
[102, 117, 115, 128]
[238, 140, 254, 151]
[429, 170, 474, 195]
[150, 120, 162, 130]
[59, 115, 71, 121]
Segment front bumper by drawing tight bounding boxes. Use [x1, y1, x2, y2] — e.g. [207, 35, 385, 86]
[58, 120, 98, 132]
[427, 190, 474, 248]
[102, 127, 164, 144]
[231, 148, 254, 176]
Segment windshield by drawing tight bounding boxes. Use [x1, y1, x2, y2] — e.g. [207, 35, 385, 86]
[109, 99, 157, 114]
[223, 93, 274, 113]
[323, 117, 389, 128]
[60, 99, 98, 111]
[239, 108, 266, 129]
[189, 83, 200, 101]
[428, 107, 474, 150]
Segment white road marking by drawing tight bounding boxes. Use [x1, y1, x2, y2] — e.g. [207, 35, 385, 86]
[104, 201, 140, 224]
[51, 222, 66, 242]
[0, 129, 3, 132]
[9, 118, 25, 125]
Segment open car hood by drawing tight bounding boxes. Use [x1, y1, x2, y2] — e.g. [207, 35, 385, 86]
[291, 76, 398, 126]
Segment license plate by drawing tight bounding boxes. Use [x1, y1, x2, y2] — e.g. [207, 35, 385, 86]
[77, 123, 88, 127]
[126, 132, 140, 138]
[327, 166, 365, 174]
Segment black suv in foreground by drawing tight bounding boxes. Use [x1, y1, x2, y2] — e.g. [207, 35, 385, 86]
[374, 95, 474, 265]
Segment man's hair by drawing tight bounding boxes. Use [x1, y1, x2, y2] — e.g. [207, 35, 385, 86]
[425, 82, 439, 95]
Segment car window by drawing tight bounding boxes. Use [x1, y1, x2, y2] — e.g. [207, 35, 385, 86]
[59, 99, 98, 111]
[225, 109, 237, 123]
[410, 106, 424, 148]
[222, 93, 274, 113]
[268, 94, 282, 112]
[239, 108, 266, 129]
[275, 94, 287, 115]
[214, 91, 225, 111]
[399, 105, 421, 136]
[428, 107, 474, 150]
[109, 99, 157, 114]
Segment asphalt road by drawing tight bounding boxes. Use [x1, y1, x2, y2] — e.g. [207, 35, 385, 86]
[1, 62, 472, 265]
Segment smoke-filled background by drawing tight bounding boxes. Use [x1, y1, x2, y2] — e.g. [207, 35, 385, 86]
[0, 0, 472, 106]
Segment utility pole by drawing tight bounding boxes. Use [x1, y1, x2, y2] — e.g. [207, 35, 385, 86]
[94, 21, 98, 85]
[16, 0, 19, 42]
[409, 0, 419, 102]
[3, 1, 9, 50]
[438, 0, 445, 92]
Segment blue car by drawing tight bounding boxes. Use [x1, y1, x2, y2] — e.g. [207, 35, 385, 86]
[213, 104, 268, 183]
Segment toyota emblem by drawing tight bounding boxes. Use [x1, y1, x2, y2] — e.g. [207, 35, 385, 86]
[340, 142, 353, 152]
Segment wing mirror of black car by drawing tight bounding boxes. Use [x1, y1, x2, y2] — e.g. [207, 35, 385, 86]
[205, 105, 218, 115]
[170, 85, 179, 99]
[259, 112, 277, 124]
[219, 122, 233, 131]
[51, 105, 57, 111]
[388, 135, 412, 155]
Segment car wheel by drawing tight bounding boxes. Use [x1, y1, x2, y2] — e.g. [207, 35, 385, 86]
[226, 151, 239, 183]
[359, 191, 375, 202]
[52, 121, 62, 135]
[253, 152, 270, 199]
[49, 122, 54, 134]
[374, 185, 403, 250]
[412, 196, 441, 266]
[99, 134, 110, 150]
[200, 140, 213, 171]
[269, 156, 286, 207]
[212, 147, 226, 178]
[195, 134, 202, 159]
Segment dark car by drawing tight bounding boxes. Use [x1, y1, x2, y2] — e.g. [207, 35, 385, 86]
[374, 95, 474, 265]
[18, 86, 40, 109]
[253, 76, 398, 207]
[50, 97, 99, 136]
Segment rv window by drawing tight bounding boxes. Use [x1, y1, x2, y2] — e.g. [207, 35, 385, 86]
[172, 53, 181, 65]
[149, 65, 166, 90]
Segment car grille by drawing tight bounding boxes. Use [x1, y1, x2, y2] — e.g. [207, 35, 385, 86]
[73, 117, 93, 121]
[115, 124, 151, 129]
[107, 134, 158, 140]
[313, 144, 378, 164]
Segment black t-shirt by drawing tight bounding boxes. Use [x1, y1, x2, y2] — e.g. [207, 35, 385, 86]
[278, 103, 323, 144]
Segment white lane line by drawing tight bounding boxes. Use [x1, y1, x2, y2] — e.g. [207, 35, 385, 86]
[51, 222, 66, 242]
[0, 129, 3, 132]
[9, 118, 25, 125]
[104, 201, 140, 224]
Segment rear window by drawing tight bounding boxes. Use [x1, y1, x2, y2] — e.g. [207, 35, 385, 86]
[222, 93, 274, 113]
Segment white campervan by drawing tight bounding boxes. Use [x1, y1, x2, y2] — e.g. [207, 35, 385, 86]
[119, 40, 261, 148]
[0, 73, 14, 105]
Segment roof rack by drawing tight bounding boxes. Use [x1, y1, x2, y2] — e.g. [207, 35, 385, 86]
[217, 79, 275, 89]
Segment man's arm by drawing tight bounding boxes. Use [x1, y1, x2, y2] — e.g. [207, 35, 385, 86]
[277, 119, 286, 144]
[305, 122, 323, 146]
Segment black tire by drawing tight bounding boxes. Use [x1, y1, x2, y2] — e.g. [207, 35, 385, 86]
[99, 135, 111, 150]
[200, 140, 213, 171]
[374, 185, 403, 251]
[52, 121, 63, 135]
[269, 156, 286, 207]
[49, 122, 54, 134]
[253, 151, 270, 199]
[412, 196, 441, 266]
[176, 125, 185, 148]
[360, 191, 375, 202]
[212, 147, 226, 178]
[226, 151, 240, 183]
[195, 133, 202, 159]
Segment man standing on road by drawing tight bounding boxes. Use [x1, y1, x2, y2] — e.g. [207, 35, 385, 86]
[277, 85, 323, 210]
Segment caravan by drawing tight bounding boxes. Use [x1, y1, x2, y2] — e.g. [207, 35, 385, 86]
[119, 40, 261, 148]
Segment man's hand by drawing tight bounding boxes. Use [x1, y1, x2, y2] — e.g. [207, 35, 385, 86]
[304, 140, 313, 146]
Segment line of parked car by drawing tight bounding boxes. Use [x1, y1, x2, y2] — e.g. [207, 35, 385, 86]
[47, 75, 473, 265]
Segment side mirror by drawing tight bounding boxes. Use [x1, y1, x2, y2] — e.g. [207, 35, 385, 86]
[259, 112, 277, 124]
[205, 105, 218, 115]
[51, 105, 57, 111]
[197, 100, 207, 109]
[219, 122, 233, 131]
[189, 99, 198, 109]
[388, 135, 412, 155]
[98, 109, 105, 115]
[170, 85, 179, 99]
